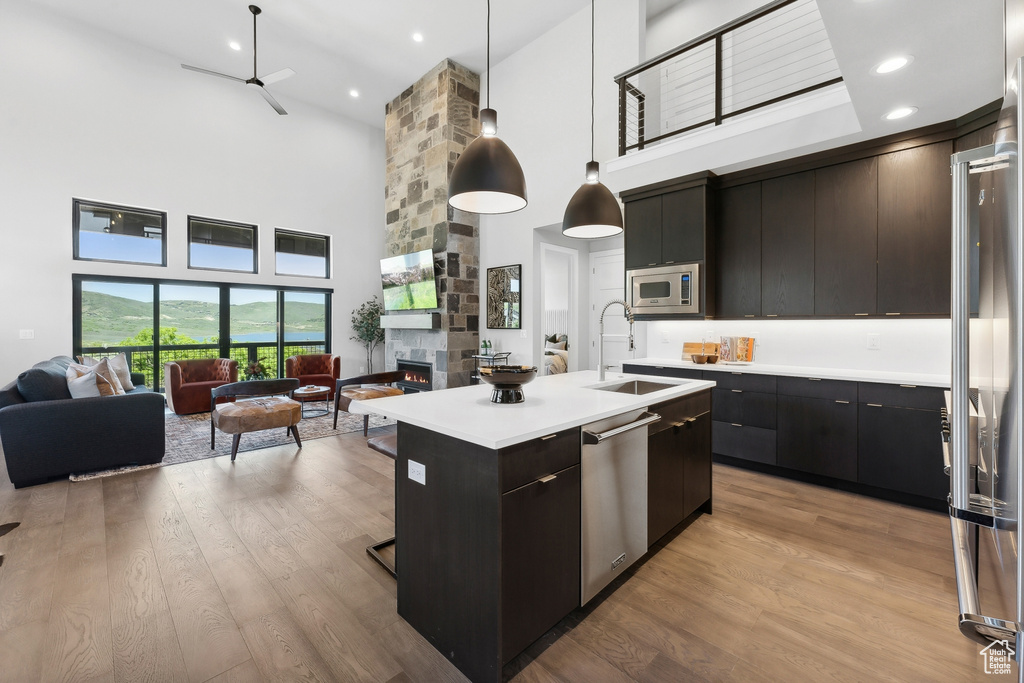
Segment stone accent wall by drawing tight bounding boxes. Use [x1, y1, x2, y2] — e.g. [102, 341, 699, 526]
[384, 59, 481, 389]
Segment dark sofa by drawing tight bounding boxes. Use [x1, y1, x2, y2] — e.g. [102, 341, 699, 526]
[0, 356, 165, 488]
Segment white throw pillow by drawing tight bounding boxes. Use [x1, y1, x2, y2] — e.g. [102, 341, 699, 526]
[66, 363, 117, 398]
[544, 340, 567, 351]
[78, 353, 134, 390]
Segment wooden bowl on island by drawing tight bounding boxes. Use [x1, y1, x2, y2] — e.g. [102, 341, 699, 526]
[479, 365, 538, 404]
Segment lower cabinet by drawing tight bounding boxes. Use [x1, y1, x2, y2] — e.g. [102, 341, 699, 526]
[647, 390, 712, 547]
[712, 421, 776, 464]
[777, 395, 858, 481]
[858, 404, 946, 500]
[501, 463, 581, 661]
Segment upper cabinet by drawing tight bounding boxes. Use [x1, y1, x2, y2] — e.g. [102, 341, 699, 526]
[876, 141, 953, 316]
[814, 157, 878, 316]
[623, 173, 714, 271]
[715, 183, 761, 318]
[761, 171, 815, 317]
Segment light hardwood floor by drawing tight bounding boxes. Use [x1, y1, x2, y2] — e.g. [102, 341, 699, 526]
[0, 429, 998, 682]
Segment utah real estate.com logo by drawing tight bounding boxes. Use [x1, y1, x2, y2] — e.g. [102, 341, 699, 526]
[981, 640, 1014, 675]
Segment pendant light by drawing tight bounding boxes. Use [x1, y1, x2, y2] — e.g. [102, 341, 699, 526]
[448, 0, 528, 215]
[562, 0, 623, 238]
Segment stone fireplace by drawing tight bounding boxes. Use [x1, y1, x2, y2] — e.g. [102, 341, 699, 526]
[383, 59, 481, 389]
[396, 359, 433, 393]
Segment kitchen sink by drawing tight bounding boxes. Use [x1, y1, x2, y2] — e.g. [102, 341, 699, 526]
[592, 380, 677, 395]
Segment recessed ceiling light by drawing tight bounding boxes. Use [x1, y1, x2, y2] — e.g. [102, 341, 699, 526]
[884, 106, 918, 120]
[412, 32, 424, 43]
[228, 41, 241, 51]
[873, 55, 913, 75]
[349, 89, 359, 98]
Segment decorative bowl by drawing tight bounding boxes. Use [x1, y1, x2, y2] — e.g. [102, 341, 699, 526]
[479, 365, 538, 404]
[691, 354, 709, 364]
[705, 355, 719, 364]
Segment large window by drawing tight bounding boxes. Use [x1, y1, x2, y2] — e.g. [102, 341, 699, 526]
[188, 216, 258, 273]
[73, 275, 331, 390]
[275, 229, 329, 278]
[73, 199, 166, 266]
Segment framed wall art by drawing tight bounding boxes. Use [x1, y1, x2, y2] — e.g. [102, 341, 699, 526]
[486, 264, 521, 329]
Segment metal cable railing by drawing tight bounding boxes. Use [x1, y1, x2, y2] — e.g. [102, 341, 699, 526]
[616, 0, 842, 155]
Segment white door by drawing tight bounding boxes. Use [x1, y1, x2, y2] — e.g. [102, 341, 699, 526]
[589, 249, 629, 372]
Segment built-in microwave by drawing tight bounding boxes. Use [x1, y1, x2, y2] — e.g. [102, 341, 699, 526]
[627, 263, 701, 316]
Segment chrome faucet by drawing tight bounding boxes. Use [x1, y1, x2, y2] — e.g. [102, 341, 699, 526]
[597, 299, 635, 381]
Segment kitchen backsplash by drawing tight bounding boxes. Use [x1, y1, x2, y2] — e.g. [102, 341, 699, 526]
[643, 318, 950, 376]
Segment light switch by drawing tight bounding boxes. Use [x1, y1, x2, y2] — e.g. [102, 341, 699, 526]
[18, 329, 34, 340]
[408, 459, 426, 485]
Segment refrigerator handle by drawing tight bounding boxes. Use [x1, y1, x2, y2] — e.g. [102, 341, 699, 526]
[950, 151, 971, 516]
[950, 516, 1019, 644]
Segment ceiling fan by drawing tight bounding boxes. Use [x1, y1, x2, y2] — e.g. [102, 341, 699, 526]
[181, 5, 294, 115]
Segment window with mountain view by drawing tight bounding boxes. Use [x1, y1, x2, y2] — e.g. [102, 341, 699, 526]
[188, 216, 258, 273]
[73, 275, 331, 390]
[74, 199, 166, 265]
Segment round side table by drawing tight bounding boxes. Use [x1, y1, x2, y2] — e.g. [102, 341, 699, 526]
[292, 385, 330, 418]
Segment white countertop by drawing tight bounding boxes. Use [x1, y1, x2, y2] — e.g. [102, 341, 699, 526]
[350, 370, 715, 449]
[626, 357, 950, 388]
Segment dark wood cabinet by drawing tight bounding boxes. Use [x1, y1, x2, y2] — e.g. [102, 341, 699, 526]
[647, 390, 712, 546]
[762, 171, 815, 316]
[711, 421, 776, 464]
[814, 157, 878, 316]
[624, 196, 662, 270]
[858, 405, 946, 501]
[662, 186, 708, 265]
[501, 463, 581, 661]
[877, 141, 953, 315]
[716, 183, 761, 317]
[712, 389, 776, 429]
[623, 363, 704, 381]
[777, 394, 857, 481]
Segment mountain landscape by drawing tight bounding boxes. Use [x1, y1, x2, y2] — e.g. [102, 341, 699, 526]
[81, 291, 326, 346]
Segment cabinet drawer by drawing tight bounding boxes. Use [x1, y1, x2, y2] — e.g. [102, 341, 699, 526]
[712, 421, 776, 465]
[623, 363, 705, 381]
[857, 382, 946, 411]
[711, 389, 776, 429]
[777, 375, 858, 402]
[650, 390, 711, 435]
[858, 405, 946, 500]
[500, 427, 580, 493]
[705, 371, 776, 393]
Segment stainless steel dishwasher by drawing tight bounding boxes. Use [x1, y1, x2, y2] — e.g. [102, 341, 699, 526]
[580, 408, 660, 605]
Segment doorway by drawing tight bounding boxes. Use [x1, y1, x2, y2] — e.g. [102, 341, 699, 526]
[539, 243, 578, 373]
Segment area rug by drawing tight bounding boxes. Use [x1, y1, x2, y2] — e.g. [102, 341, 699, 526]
[70, 462, 163, 482]
[163, 409, 395, 466]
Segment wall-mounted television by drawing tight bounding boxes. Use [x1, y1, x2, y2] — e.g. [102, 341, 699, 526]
[380, 249, 439, 311]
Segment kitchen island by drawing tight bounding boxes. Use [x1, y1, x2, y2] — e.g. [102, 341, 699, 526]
[351, 370, 714, 683]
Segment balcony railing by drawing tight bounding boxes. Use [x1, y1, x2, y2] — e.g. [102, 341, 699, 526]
[616, 0, 842, 156]
[80, 341, 326, 391]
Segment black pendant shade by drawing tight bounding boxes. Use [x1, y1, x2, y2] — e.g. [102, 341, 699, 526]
[562, 161, 622, 238]
[448, 108, 528, 214]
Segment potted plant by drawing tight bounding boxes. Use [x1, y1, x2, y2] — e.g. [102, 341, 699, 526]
[351, 296, 386, 373]
[245, 358, 268, 380]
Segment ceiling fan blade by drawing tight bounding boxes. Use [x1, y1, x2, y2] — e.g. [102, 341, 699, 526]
[260, 68, 294, 85]
[255, 85, 288, 115]
[181, 64, 245, 83]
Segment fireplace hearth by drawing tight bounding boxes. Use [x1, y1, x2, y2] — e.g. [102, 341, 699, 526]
[396, 359, 433, 393]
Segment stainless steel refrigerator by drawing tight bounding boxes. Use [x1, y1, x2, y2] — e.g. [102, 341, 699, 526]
[948, 58, 1024, 678]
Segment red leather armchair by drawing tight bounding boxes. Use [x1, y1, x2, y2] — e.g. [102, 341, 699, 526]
[164, 358, 238, 415]
[285, 354, 341, 398]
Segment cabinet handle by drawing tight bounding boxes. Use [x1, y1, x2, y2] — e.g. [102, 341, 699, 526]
[732, 372, 743, 376]
[855, 313, 870, 316]
[731, 423, 743, 427]
[836, 400, 850, 404]
[745, 315, 755, 318]
[647, 262, 657, 266]
[540, 433, 559, 441]
[537, 474, 557, 484]
[808, 378, 821, 382]
[665, 261, 675, 264]
[886, 312, 901, 316]
[671, 417, 697, 428]
[867, 403, 883, 407]
[767, 314, 778, 317]
[731, 389, 743, 393]
[900, 384, 917, 389]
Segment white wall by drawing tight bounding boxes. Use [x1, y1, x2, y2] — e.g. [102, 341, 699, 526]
[479, 0, 643, 365]
[0, 1, 385, 383]
[645, 0, 765, 59]
[644, 319, 950, 377]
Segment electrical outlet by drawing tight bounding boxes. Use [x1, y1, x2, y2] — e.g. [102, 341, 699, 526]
[18, 329, 33, 340]
[408, 460, 426, 486]
[867, 334, 880, 351]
